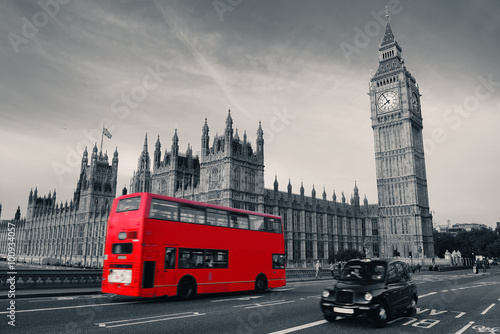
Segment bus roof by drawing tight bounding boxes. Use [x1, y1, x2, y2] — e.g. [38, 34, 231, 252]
[116, 192, 282, 220]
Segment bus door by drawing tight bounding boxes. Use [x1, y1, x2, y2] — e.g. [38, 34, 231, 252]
[142, 249, 158, 289]
[161, 246, 177, 289]
[271, 254, 286, 284]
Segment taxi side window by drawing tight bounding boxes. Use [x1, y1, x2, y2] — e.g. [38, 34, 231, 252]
[387, 264, 398, 283]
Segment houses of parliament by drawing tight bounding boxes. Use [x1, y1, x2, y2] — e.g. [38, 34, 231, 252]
[4, 15, 434, 268]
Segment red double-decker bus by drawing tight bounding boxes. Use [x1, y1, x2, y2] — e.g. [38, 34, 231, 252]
[101, 192, 286, 298]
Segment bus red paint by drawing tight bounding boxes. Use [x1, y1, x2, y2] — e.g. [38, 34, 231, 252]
[101, 192, 286, 298]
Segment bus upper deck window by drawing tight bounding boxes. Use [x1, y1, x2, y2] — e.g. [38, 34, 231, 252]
[150, 199, 179, 220]
[116, 197, 141, 212]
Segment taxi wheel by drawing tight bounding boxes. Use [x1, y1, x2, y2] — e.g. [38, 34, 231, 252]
[324, 315, 337, 322]
[374, 304, 388, 328]
[405, 296, 417, 317]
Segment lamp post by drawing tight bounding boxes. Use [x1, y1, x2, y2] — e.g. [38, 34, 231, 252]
[413, 210, 419, 259]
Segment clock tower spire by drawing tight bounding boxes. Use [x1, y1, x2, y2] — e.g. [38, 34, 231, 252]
[370, 13, 434, 259]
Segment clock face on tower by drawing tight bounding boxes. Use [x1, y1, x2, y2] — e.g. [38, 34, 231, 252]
[377, 91, 399, 112]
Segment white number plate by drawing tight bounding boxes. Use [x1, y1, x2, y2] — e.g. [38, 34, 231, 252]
[108, 269, 132, 284]
[334, 307, 354, 314]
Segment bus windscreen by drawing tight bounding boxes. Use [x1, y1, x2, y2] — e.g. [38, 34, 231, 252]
[116, 197, 141, 212]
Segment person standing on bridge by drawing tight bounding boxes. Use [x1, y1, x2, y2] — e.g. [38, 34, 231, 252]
[315, 260, 321, 279]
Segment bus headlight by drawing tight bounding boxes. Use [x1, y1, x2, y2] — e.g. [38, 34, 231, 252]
[322, 290, 330, 298]
[364, 292, 373, 301]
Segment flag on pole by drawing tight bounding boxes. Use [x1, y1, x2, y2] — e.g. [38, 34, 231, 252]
[103, 127, 112, 139]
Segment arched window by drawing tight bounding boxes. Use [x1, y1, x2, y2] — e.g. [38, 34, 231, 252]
[211, 168, 219, 188]
[161, 179, 168, 195]
[234, 167, 241, 190]
[249, 170, 256, 193]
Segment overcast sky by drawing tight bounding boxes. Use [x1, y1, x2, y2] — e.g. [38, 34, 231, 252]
[1, 0, 499, 228]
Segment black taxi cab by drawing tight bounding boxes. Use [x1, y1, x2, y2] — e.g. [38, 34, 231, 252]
[320, 258, 418, 328]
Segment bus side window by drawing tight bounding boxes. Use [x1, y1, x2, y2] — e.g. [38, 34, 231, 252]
[180, 205, 205, 224]
[165, 247, 176, 269]
[230, 213, 249, 229]
[150, 199, 178, 221]
[205, 249, 228, 268]
[249, 215, 265, 231]
[265, 218, 282, 233]
[179, 248, 204, 269]
[206, 209, 228, 227]
[273, 219, 282, 233]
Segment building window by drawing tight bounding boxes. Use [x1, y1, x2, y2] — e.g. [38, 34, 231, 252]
[234, 167, 241, 190]
[249, 171, 256, 193]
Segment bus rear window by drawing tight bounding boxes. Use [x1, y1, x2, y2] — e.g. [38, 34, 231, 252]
[112, 243, 133, 254]
[116, 197, 141, 212]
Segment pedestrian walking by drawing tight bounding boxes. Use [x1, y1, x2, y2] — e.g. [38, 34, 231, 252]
[315, 260, 321, 278]
[329, 262, 334, 278]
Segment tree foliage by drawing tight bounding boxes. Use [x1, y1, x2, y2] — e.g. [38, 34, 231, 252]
[434, 228, 500, 258]
[333, 249, 365, 262]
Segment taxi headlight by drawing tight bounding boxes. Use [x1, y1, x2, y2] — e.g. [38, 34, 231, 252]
[364, 292, 373, 301]
[322, 290, 330, 298]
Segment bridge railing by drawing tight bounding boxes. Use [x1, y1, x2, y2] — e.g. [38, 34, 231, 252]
[0, 270, 102, 290]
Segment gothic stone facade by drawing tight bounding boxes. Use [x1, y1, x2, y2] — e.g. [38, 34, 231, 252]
[18, 146, 118, 267]
[130, 111, 381, 267]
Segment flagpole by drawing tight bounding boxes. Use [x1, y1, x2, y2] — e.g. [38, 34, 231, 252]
[100, 126, 104, 154]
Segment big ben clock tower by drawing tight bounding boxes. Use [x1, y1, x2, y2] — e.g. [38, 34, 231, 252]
[370, 11, 434, 259]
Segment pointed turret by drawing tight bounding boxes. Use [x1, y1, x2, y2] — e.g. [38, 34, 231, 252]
[137, 133, 150, 171]
[154, 135, 161, 169]
[380, 8, 396, 48]
[256, 121, 264, 160]
[300, 181, 304, 197]
[82, 146, 88, 168]
[201, 118, 210, 156]
[186, 143, 193, 169]
[172, 129, 179, 157]
[225, 109, 233, 131]
[322, 187, 327, 201]
[274, 175, 279, 192]
[143, 133, 148, 151]
[373, 7, 404, 79]
[353, 181, 360, 207]
[112, 146, 119, 181]
[287, 179, 292, 195]
[311, 185, 316, 199]
[92, 143, 98, 162]
[224, 110, 233, 154]
[15, 206, 21, 221]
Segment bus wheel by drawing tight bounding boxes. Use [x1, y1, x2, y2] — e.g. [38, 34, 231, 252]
[255, 275, 267, 292]
[177, 277, 196, 300]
